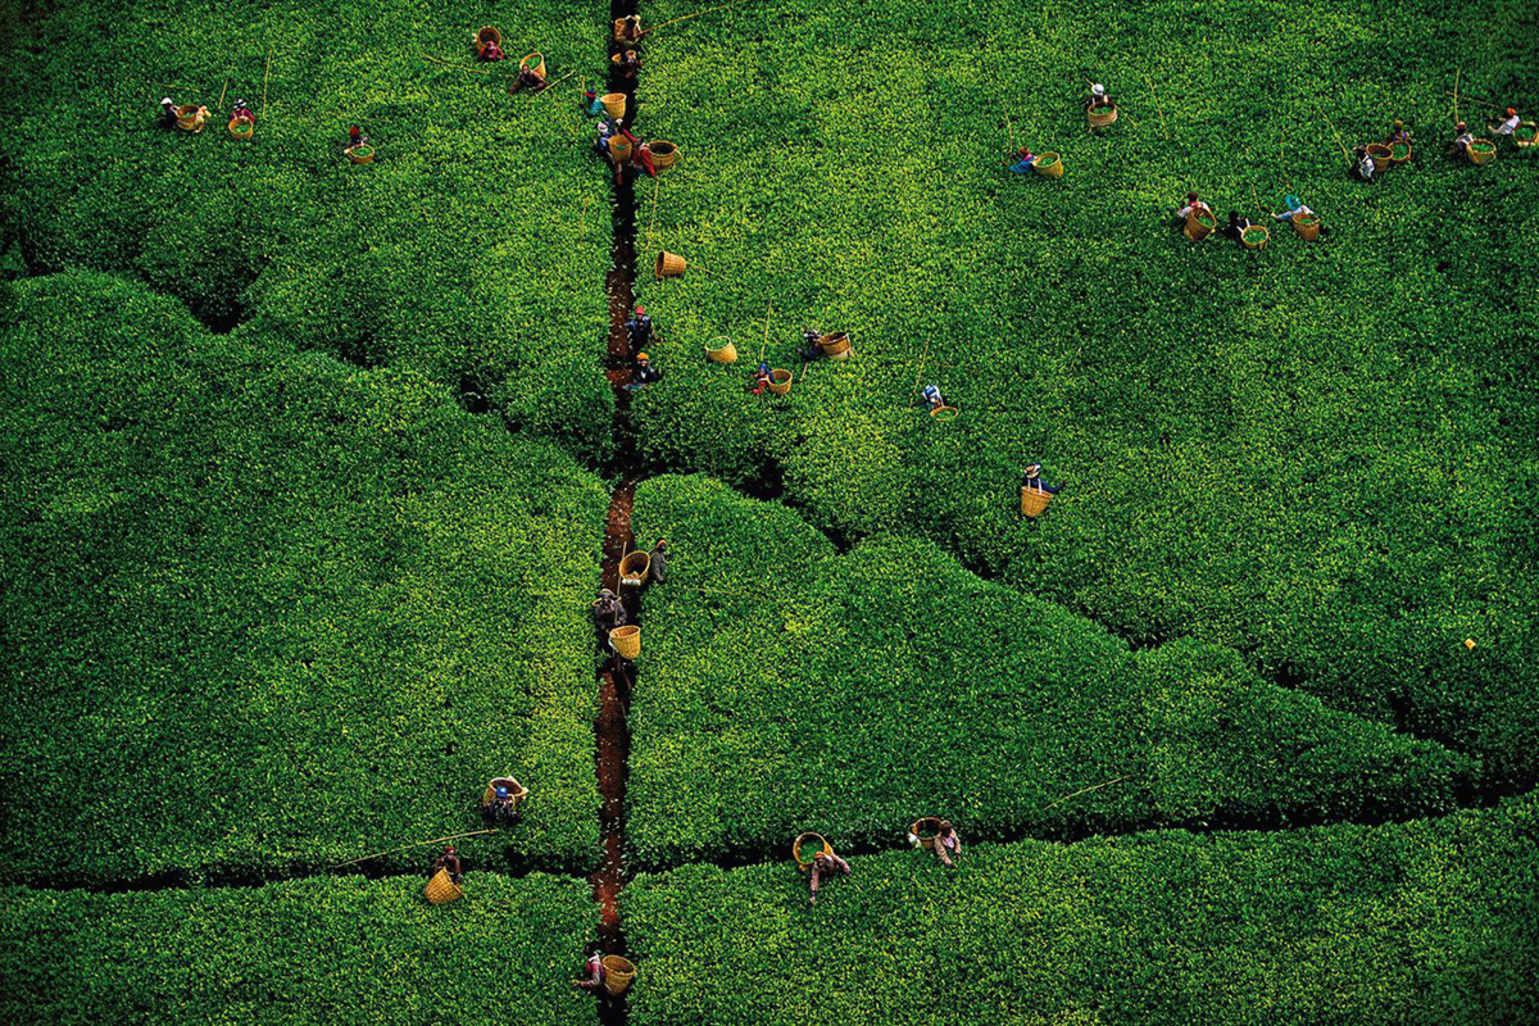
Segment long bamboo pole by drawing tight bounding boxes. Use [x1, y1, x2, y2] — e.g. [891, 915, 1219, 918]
[1319, 109, 1352, 164]
[329, 829, 497, 870]
[1452, 66, 1461, 124]
[217, 77, 229, 111]
[1043, 775, 1127, 810]
[260, 50, 272, 119]
[652, 0, 760, 32]
[1444, 91, 1506, 113]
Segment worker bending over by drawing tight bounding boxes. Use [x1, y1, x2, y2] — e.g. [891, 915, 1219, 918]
[432, 846, 463, 885]
[1446, 122, 1474, 160]
[809, 849, 851, 905]
[1488, 106, 1522, 139]
[930, 820, 962, 867]
[1022, 462, 1062, 495]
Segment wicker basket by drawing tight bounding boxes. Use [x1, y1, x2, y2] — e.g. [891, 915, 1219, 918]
[1183, 207, 1216, 242]
[1514, 123, 1537, 149]
[601, 955, 636, 996]
[705, 337, 737, 363]
[601, 92, 627, 119]
[909, 817, 942, 850]
[1087, 103, 1118, 128]
[1467, 139, 1497, 165]
[175, 105, 208, 132]
[345, 144, 375, 164]
[817, 331, 851, 359]
[1241, 225, 1269, 250]
[929, 405, 959, 420]
[227, 116, 253, 139]
[792, 832, 833, 872]
[654, 251, 687, 278]
[1291, 213, 1321, 241]
[766, 369, 793, 396]
[1031, 152, 1064, 179]
[607, 134, 633, 163]
[475, 26, 501, 57]
[609, 624, 640, 660]
[481, 777, 529, 809]
[1020, 486, 1053, 518]
[648, 140, 678, 171]
[1366, 142, 1393, 172]
[1389, 141, 1412, 163]
[619, 551, 651, 586]
[424, 868, 463, 905]
[519, 52, 546, 79]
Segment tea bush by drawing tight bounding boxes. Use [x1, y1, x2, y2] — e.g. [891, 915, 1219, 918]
[623, 475, 1470, 866]
[624, 794, 1539, 1026]
[0, 273, 607, 882]
[0, 0, 614, 461]
[0, 871, 596, 1025]
[627, 0, 1539, 776]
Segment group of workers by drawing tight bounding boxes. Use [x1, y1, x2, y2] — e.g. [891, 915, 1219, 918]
[157, 96, 254, 136]
[590, 541, 667, 647]
[807, 820, 964, 905]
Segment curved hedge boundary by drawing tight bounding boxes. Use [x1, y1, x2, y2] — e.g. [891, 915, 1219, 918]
[625, 0, 1539, 776]
[624, 796, 1539, 1025]
[623, 475, 1470, 866]
[0, 273, 607, 882]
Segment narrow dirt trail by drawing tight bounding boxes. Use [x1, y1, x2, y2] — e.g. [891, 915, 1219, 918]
[587, 3, 643, 1022]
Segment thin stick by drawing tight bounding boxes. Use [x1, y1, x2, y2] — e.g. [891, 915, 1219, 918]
[1144, 75, 1171, 140]
[531, 69, 578, 97]
[329, 829, 497, 870]
[1251, 184, 1270, 218]
[260, 50, 271, 120]
[421, 53, 493, 75]
[911, 336, 931, 404]
[646, 175, 661, 251]
[1319, 109, 1352, 164]
[758, 302, 772, 363]
[1443, 91, 1506, 113]
[1452, 66, 1460, 124]
[217, 77, 229, 111]
[1044, 775, 1127, 810]
[652, 0, 759, 32]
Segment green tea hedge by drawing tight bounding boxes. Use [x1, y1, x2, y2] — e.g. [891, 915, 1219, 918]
[0, 872, 596, 1025]
[0, 272, 607, 882]
[626, 0, 1539, 775]
[624, 795, 1539, 1026]
[623, 475, 1469, 866]
[0, 0, 613, 461]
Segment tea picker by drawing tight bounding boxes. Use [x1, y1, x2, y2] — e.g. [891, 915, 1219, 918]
[1223, 211, 1255, 242]
[611, 48, 641, 82]
[1447, 121, 1475, 160]
[481, 776, 528, 825]
[230, 97, 255, 126]
[1022, 463, 1062, 496]
[1386, 119, 1412, 147]
[624, 352, 662, 391]
[1006, 145, 1038, 174]
[912, 818, 962, 867]
[591, 588, 626, 646]
[158, 97, 178, 129]
[432, 846, 463, 884]
[625, 305, 654, 350]
[1272, 194, 1313, 223]
[572, 951, 606, 991]
[613, 14, 650, 46]
[799, 327, 825, 362]
[1353, 145, 1376, 181]
[1173, 191, 1210, 223]
[921, 384, 945, 411]
[583, 89, 606, 118]
[747, 361, 772, 395]
[1488, 106, 1522, 141]
[647, 540, 668, 584]
[510, 55, 548, 93]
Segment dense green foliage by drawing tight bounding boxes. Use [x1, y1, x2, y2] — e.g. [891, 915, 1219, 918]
[624, 475, 1469, 865]
[0, 273, 606, 881]
[624, 795, 1539, 1026]
[0, 872, 596, 1025]
[0, 0, 613, 460]
[627, 0, 1539, 775]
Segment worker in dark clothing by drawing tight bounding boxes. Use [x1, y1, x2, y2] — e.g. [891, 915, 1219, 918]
[612, 48, 641, 81]
[800, 327, 824, 362]
[647, 540, 668, 584]
[747, 361, 772, 395]
[432, 846, 463, 885]
[1021, 463, 1062, 495]
[583, 89, 606, 117]
[1447, 121, 1474, 160]
[159, 97, 178, 129]
[614, 14, 649, 45]
[591, 588, 626, 645]
[230, 98, 255, 126]
[1007, 145, 1037, 174]
[626, 306, 653, 350]
[1222, 211, 1253, 242]
[1386, 119, 1412, 147]
[625, 352, 662, 391]
[510, 64, 547, 93]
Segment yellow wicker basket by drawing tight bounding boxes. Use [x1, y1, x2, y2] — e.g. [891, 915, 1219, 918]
[424, 868, 463, 905]
[602, 955, 636, 996]
[792, 832, 833, 872]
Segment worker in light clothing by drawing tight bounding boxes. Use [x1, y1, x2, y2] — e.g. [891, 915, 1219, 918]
[921, 384, 945, 411]
[1353, 146, 1375, 181]
[809, 849, 851, 905]
[1174, 191, 1210, 223]
[1272, 194, 1313, 222]
[1447, 121, 1474, 160]
[1488, 106, 1521, 138]
[572, 951, 606, 992]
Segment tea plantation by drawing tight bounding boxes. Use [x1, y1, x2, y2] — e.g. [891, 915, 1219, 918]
[1, 0, 1535, 1021]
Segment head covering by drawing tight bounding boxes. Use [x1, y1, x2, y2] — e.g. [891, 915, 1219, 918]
[1393, 118, 1404, 128]
[1456, 121, 1467, 130]
[1026, 463, 1041, 474]
[1284, 194, 1300, 209]
[1508, 107, 1517, 116]
[636, 352, 649, 362]
[494, 785, 509, 799]
[634, 305, 645, 315]
[161, 97, 174, 106]
[1091, 83, 1105, 96]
